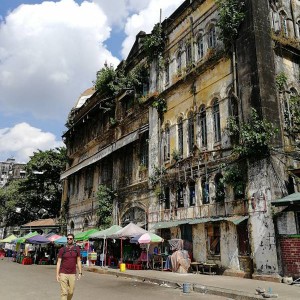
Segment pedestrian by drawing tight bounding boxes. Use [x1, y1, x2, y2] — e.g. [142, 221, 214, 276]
[56, 233, 82, 300]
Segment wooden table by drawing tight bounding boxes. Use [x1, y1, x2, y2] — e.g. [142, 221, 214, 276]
[200, 263, 218, 275]
[190, 262, 202, 274]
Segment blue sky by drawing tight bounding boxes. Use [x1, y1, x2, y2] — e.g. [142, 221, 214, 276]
[0, 0, 183, 162]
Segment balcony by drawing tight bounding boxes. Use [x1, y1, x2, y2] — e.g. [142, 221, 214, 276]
[149, 198, 249, 223]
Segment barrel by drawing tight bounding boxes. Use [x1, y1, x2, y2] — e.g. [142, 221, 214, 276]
[182, 283, 191, 293]
[120, 263, 126, 272]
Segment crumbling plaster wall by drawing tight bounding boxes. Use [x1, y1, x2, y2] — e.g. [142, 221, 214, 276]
[220, 222, 240, 269]
[247, 158, 280, 275]
[277, 211, 297, 235]
[192, 223, 207, 262]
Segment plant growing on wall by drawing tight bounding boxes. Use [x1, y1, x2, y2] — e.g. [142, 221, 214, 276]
[275, 72, 288, 91]
[287, 95, 300, 138]
[94, 63, 149, 99]
[96, 184, 116, 228]
[216, 0, 245, 52]
[149, 166, 167, 187]
[152, 96, 167, 117]
[143, 23, 165, 66]
[171, 149, 181, 162]
[223, 164, 245, 199]
[227, 108, 278, 158]
[94, 64, 118, 97]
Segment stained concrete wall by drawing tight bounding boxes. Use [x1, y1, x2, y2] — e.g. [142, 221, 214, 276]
[192, 223, 207, 262]
[247, 159, 279, 277]
[277, 211, 297, 235]
[220, 222, 239, 269]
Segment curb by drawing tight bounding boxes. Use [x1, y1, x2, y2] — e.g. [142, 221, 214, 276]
[87, 267, 262, 300]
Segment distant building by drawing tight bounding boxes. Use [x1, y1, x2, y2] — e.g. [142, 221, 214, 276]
[0, 158, 26, 188]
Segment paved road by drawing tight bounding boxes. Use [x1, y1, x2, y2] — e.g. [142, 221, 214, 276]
[0, 259, 227, 299]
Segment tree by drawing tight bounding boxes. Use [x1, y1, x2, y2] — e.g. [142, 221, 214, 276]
[0, 147, 67, 227]
[0, 179, 30, 226]
[20, 147, 68, 219]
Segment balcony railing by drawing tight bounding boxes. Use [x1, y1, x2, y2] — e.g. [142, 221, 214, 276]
[149, 198, 249, 223]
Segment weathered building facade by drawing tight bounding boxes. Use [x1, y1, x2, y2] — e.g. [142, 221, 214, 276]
[61, 0, 300, 281]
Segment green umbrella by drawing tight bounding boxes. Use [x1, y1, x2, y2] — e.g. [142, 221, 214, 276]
[15, 231, 39, 244]
[0, 234, 18, 243]
[74, 229, 99, 241]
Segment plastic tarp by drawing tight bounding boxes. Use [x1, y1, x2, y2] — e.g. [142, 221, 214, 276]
[89, 225, 122, 239]
[74, 229, 99, 241]
[0, 234, 18, 243]
[130, 232, 163, 244]
[26, 234, 50, 244]
[44, 233, 62, 242]
[271, 192, 300, 206]
[14, 231, 39, 244]
[54, 236, 67, 245]
[108, 222, 147, 239]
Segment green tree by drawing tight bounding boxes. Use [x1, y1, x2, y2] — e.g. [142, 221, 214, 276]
[0, 180, 30, 226]
[18, 147, 67, 220]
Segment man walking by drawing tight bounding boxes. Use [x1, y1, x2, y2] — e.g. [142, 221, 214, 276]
[56, 233, 82, 300]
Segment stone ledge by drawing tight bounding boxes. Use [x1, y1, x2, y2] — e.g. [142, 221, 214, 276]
[223, 269, 251, 279]
[252, 273, 282, 283]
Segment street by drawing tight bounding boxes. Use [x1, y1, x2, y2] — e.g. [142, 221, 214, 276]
[0, 259, 228, 299]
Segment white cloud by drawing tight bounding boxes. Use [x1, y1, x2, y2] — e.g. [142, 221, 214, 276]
[0, 122, 64, 163]
[121, 0, 185, 58]
[92, 0, 151, 28]
[0, 0, 119, 122]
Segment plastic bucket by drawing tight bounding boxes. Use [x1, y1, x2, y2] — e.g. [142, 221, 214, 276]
[182, 283, 191, 293]
[120, 263, 126, 272]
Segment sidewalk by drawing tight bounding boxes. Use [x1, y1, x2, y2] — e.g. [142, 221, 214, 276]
[86, 266, 300, 300]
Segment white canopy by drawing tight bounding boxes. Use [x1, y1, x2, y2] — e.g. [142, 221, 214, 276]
[108, 222, 147, 239]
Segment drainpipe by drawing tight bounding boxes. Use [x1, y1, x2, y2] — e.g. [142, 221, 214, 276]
[232, 43, 244, 122]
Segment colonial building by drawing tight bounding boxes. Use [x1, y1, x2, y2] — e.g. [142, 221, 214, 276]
[61, 0, 300, 281]
[0, 158, 26, 188]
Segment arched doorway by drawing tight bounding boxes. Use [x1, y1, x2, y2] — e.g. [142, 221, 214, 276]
[121, 206, 147, 228]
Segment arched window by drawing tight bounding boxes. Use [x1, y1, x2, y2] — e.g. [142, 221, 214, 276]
[186, 42, 192, 66]
[176, 51, 182, 74]
[208, 25, 216, 48]
[202, 178, 209, 204]
[188, 112, 194, 154]
[198, 105, 207, 147]
[279, 11, 288, 36]
[70, 221, 74, 234]
[165, 61, 170, 85]
[189, 181, 196, 206]
[177, 183, 184, 208]
[83, 218, 88, 230]
[140, 132, 149, 168]
[197, 34, 204, 60]
[213, 99, 221, 142]
[215, 173, 225, 202]
[164, 186, 170, 210]
[178, 117, 183, 157]
[163, 124, 170, 161]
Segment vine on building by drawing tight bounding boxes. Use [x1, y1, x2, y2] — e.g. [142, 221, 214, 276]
[227, 108, 278, 158]
[216, 0, 245, 52]
[96, 184, 116, 229]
